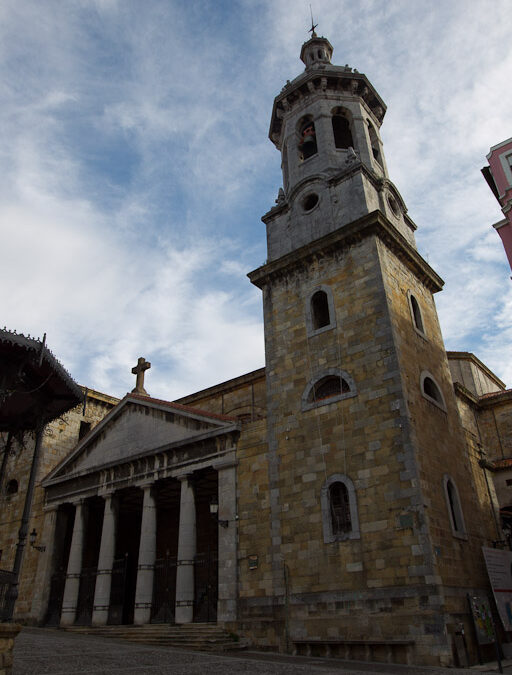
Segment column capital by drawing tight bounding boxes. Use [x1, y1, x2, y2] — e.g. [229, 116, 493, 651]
[43, 502, 60, 513]
[176, 472, 193, 483]
[212, 459, 238, 471]
[98, 488, 117, 499]
[70, 497, 86, 507]
[136, 480, 156, 491]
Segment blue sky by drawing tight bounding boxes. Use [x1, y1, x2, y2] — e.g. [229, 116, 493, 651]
[1, 0, 511, 399]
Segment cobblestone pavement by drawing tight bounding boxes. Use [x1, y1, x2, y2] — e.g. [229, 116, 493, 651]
[12, 627, 502, 675]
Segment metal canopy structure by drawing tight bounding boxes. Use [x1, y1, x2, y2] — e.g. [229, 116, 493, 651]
[0, 329, 83, 432]
[0, 328, 83, 622]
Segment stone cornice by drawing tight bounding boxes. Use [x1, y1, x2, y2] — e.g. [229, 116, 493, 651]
[43, 422, 240, 489]
[447, 351, 506, 391]
[176, 367, 265, 405]
[453, 381, 512, 409]
[453, 382, 480, 407]
[262, 165, 417, 234]
[80, 386, 120, 407]
[248, 210, 443, 293]
[270, 68, 386, 146]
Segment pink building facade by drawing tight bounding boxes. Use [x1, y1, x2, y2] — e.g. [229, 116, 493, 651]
[482, 137, 512, 273]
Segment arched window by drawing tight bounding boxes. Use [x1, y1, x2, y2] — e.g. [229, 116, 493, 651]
[367, 121, 380, 163]
[321, 474, 360, 542]
[332, 114, 353, 149]
[407, 291, 425, 335]
[443, 475, 466, 538]
[306, 285, 336, 336]
[311, 291, 330, 329]
[311, 376, 350, 402]
[298, 118, 317, 160]
[330, 482, 351, 534]
[420, 372, 446, 411]
[302, 369, 356, 411]
[6, 479, 18, 495]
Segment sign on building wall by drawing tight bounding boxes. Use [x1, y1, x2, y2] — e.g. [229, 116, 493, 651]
[468, 594, 496, 645]
[482, 546, 512, 631]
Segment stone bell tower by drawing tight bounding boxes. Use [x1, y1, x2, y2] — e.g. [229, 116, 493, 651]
[265, 30, 416, 263]
[247, 31, 499, 667]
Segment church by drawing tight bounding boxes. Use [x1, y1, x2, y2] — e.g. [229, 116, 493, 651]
[2, 31, 512, 668]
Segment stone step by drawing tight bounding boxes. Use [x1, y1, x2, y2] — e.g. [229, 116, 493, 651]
[62, 624, 247, 651]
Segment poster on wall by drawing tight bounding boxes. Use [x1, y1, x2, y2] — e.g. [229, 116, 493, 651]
[468, 594, 496, 645]
[482, 546, 512, 631]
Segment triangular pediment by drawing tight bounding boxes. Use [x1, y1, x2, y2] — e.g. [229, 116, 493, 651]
[45, 394, 238, 482]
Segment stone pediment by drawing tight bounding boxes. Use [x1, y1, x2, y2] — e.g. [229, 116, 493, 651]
[45, 393, 238, 481]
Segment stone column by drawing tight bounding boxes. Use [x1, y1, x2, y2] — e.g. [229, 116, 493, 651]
[60, 500, 85, 626]
[134, 483, 157, 625]
[216, 459, 238, 623]
[30, 503, 59, 623]
[91, 492, 117, 626]
[175, 475, 196, 624]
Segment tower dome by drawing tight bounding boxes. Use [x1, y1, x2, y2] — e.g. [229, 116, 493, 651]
[300, 34, 333, 69]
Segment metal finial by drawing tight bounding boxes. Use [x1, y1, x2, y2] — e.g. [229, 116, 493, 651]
[309, 5, 318, 38]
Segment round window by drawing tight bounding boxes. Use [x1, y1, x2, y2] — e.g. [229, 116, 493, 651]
[302, 193, 319, 212]
[387, 194, 400, 217]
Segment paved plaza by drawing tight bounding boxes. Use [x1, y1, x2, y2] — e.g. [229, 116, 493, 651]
[11, 627, 509, 675]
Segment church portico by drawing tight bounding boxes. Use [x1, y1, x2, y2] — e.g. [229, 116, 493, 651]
[40, 393, 240, 629]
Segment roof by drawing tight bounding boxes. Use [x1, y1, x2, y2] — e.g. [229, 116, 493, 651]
[129, 392, 237, 423]
[446, 351, 506, 391]
[0, 328, 83, 431]
[480, 388, 512, 400]
[176, 367, 265, 406]
[489, 458, 512, 472]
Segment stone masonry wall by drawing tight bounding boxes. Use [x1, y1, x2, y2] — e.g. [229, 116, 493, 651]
[378, 240, 498, 663]
[0, 391, 116, 622]
[248, 233, 452, 665]
[177, 370, 266, 422]
[478, 401, 512, 462]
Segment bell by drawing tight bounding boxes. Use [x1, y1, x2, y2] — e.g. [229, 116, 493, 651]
[302, 133, 315, 145]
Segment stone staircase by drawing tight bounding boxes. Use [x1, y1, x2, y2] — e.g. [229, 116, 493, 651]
[63, 623, 248, 651]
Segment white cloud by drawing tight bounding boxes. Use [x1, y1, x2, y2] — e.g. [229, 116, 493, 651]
[0, 0, 511, 405]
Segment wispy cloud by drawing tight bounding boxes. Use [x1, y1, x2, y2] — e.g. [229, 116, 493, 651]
[1, 0, 511, 401]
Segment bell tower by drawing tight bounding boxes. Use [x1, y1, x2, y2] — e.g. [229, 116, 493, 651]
[264, 31, 416, 261]
[247, 30, 498, 667]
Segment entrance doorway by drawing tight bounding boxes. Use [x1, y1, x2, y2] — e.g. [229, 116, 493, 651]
[193, 469, 218, 623]
[108, 487, 142, 624]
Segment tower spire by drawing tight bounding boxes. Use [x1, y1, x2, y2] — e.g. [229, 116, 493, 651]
[308, 5, 318, 38]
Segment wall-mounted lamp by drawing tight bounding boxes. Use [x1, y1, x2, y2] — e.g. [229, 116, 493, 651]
[209, 498, 229, 528]
[29, 528, 46, 552]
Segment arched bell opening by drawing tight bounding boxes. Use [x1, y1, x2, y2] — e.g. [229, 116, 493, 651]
[297, 116, 317, 161]
[331, 107, 354, 150]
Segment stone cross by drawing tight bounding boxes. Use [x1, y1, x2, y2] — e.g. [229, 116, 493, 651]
[131, 357, 151, 395]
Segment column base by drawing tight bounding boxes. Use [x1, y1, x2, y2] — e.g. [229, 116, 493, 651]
[59, 608, 77, 626]
[91, 607, 109, 626]
[133, 603, 152, 625]
[175, 601, 194, 624]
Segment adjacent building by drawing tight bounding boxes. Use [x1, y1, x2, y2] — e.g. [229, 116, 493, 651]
[482, 137, 512, 272]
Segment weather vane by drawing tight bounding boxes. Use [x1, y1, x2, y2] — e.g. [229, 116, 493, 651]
[308, 5, 318, 38]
